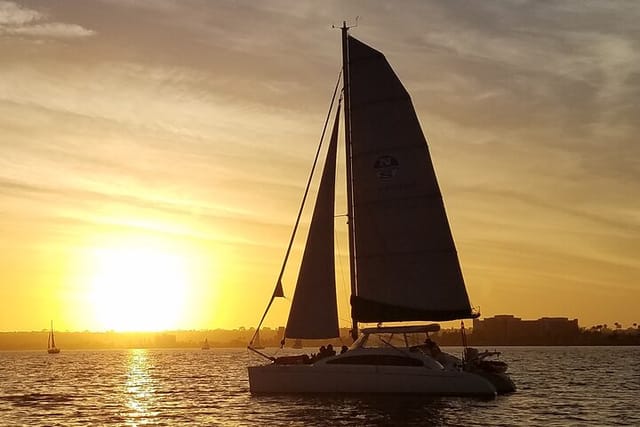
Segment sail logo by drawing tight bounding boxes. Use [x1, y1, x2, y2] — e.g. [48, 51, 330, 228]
[374, 155, 399, 181]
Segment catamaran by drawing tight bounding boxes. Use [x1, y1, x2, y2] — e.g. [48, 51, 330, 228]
[47, 320, 60, 354]
[248, 23, 515, 396]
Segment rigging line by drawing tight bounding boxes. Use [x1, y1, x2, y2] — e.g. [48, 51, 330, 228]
[378, 336, 413, 358]
[249, 69, 344, 347]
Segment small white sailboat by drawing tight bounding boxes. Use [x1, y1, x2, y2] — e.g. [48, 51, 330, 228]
[47, 320, 60, 354]
[248, 23, 515, 396]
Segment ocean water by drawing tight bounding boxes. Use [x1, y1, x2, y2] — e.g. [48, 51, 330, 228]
[0, 346, 638, 426]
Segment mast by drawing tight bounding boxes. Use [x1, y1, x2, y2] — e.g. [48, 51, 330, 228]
[341, 22, 358, 341]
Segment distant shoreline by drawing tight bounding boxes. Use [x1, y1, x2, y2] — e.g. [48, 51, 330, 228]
[1, 328, 638, 350]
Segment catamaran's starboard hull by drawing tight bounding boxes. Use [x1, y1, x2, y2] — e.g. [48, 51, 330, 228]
[248, 363, 497, 396]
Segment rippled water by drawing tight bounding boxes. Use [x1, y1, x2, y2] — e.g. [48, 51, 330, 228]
[0, 347, 638, 426]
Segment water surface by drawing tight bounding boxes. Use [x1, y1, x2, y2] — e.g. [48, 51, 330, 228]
[1, 347, 638, 426]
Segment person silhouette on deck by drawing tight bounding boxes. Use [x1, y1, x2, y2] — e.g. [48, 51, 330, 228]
[424, 337, 442, 357]
[326, 344, 336, 356]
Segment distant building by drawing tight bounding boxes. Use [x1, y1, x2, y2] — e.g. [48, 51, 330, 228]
[472, 315, 579, 345]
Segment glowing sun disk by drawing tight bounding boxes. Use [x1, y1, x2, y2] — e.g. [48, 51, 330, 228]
[89, 246, 189, 331]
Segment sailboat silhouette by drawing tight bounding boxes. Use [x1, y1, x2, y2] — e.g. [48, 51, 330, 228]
[47, 320, 60, 354]
[247, 23, 515, 396]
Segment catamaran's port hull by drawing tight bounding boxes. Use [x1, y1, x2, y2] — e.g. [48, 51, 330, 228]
[248, 364, 497, 396]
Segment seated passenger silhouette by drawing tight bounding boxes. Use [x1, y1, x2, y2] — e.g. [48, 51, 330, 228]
[326, 344, 336, 356]
[425, 338, 442, 356]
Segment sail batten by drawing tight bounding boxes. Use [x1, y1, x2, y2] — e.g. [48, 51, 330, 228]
[356, 248, 459, 258]
[350, 96, 410, 111]
[347, 35, 475, 322]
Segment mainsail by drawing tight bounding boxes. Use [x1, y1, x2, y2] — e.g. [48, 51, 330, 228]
[284, 106, 341, 339]
[347, 36, 476, 322]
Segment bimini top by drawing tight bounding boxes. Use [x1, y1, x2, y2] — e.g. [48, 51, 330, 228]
[360, 324, 441, 335]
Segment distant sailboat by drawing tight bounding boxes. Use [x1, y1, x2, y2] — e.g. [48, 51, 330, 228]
[201, 338, 210, 350]
[247, 23, 515, 396]
[47, 320, 60, 354]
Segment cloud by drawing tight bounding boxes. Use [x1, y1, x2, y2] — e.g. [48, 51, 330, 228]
[2, 22, 95, 37]
[0, 175, 301, 253]
[0, 1, 95, 38]
[0, 0, 40, 25]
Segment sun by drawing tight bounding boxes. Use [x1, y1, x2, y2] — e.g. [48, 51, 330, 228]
[89, 244, 189, 331]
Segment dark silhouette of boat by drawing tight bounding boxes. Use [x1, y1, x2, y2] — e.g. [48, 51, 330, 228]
[47, 320, 60, 354]
[247, 22, 515, 396]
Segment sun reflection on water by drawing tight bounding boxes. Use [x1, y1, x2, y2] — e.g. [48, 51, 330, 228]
[124, 349, 157, 424]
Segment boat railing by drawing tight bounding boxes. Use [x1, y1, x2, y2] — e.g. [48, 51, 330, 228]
[247, 345, 275, 362]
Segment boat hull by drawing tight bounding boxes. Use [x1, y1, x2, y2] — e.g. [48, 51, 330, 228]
[248, 363, 497, 396]
[473, 371, 516, 394]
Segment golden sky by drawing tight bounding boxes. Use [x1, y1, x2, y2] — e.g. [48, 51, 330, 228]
[1, 0, 638, 332]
